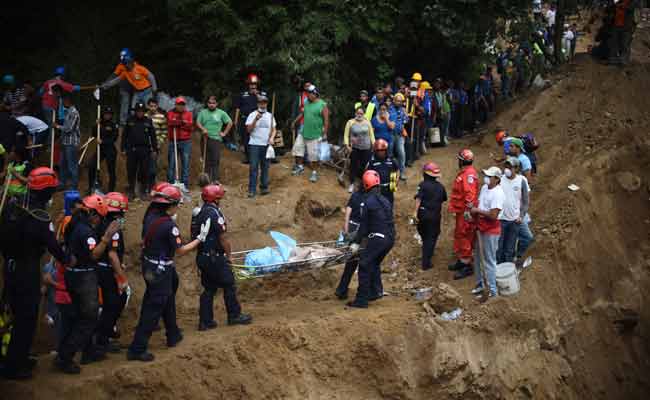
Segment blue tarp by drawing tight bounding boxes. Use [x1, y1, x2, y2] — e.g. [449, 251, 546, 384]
[243, 231, 297, 268]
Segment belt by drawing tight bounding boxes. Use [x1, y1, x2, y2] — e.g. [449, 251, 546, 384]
[368, 232, 385, 239]
[199, 251, 225, 257]
[66, 266, 95, 272]
[349, 220, 360, 227]
[144, 257, 174, 266]
[380, 183, 389, 187]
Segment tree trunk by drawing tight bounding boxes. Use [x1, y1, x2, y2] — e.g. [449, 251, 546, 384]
[554, 0, 566, 64]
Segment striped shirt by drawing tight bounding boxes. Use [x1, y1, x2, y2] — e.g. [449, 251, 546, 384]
[148, 111, 167, 146]
[61, 106, 80, 146]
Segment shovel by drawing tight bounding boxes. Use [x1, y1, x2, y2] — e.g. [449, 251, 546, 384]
[49, 110, 55, 169]
[92, 88, 103, 195]
[171, 126, 187, 202]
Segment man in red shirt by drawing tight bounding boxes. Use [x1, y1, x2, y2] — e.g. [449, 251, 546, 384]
[448, 148, 479, 279]
[39, 66, 80, 127]
[166, 97, 194, 192]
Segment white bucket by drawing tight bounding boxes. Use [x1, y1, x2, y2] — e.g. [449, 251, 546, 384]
[429, 127, 441, 144]
[496, 262, 520, 295]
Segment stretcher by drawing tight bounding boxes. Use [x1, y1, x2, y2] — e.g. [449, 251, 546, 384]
[230, 240, 358, 279]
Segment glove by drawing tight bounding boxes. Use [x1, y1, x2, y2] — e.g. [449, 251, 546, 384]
[350, 243, 360, 254]
[197, 218, 211, 242]
[463, 210, 472, 222]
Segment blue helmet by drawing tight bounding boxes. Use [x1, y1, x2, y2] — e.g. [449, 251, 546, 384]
[119, 48, 132, 63]
[2, 74, 15, 85]
[54, 66, 65, 76]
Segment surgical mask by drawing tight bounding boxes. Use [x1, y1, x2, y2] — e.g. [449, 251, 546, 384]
[504, 168, 513, 178]
[171, 214, 177, 222]
[484, 177, 491, 185]
[258, 107, 267, 113]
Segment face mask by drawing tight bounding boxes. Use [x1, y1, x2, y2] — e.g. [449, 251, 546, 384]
[171, 214, 177, 222]
[504, 168, 513, 178]
[258, 107, 267, 113]
[484, 177, 491, 185]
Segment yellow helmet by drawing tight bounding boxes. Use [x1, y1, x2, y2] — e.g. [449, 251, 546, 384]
[411, 72, 423, 81]
[420, 81, 432, 90]
[394, 93, 405, 102]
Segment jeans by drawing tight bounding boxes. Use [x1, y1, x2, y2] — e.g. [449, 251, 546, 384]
[167, 140, 191, 186]
[206, 138, 223, 182]
[516, 216, 534, 258]
[474, 232, 499, 295]
[391, 133, 405, 176]
[501, 76, 511, 98]
[119, 88, 132, 126]
[248, 144, 269, 194]
[497, 220, 521, 263]
[131, 88, 153, 110]
[59, 144, 78, 189]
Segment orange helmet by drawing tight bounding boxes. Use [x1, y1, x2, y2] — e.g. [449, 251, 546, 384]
[28, 167, 59, 190]
[82, 194, 109, 217]
[105, 192, 129, 213]
[457, 148, 474, 163]
[151, 184, 181, 205]
[495, 130, 507, 144]
[362, 170, 380, 191]
[373, 138, 388, 151]
[423, 162, 441, 177]
[201, 184, 225, 202]
[246, 73, 259, 84]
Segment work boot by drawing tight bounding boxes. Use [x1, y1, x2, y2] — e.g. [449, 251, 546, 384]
[228, 313, 253, 326]
[260, 188, 270, 196]
[167, 331, 184, 347]
[97, 341, 122, 354]
[292, 165, 305, 176]
[198, 321, 218, 331]
[471, 284, 484, 295]
[53, 357, 81, 374]
[447, 260, 464, 271]
[80, 350, 107, 365]
[309, 171, 319, 183]
[335, 290, 348, 300]
[453, 265, 474, 280]
[247, 192, 256, 199]
[346, 301, 368, 309]
[127, 351, 155, 362]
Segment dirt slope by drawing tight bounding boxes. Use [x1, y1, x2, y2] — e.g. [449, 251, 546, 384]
[4, 27, 650, 400]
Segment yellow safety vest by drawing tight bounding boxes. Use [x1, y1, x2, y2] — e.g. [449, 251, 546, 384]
[354, 101, 375, 121]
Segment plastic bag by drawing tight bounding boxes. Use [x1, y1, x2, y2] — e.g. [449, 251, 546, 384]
[318, 141, 331, 162]
[266, 145, 275, 159]
[270, 231, 296, 261]
[244, 247, 284, 267]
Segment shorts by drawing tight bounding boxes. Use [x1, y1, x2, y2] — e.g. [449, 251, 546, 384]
[292, 135, 320, 161]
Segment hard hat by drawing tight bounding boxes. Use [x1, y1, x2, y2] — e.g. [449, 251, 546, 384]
[495, 130, 507, 144]
[63, 190, 81, 216]
[151, 184, 182, 205]
[457, 148, 474, 163]
[150, 181, 172, 197]
[373, 138, 388, 151]
[257, 94, 269, 103]
[54, 66, 66, 76]
[119, 48, 132, 62]
[420, 81, 432, 90]
[362, 170, 381, 191]
[411, 72, 423, 81]
[103, 106, 114, 114]
[246, 73, 259, 84]
[28, 167, 59, 190]
[394, 93, 405, 102]
[423, 162, 441, 177]
[175, 96, 186, 105]
[105, 192, 129, 212]
[82, 194, 109, 217]
[201, 184, 225, 203]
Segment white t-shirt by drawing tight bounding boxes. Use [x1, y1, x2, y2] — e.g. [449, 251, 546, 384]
[499, 175, 525, 221]
[533, 0, 542, 13]
[479, 184, 505, 213]
[16, 116, 48, 133]
[245, 110, 276, 146]
[563, 30, 575, 41]
[546, 9, 556, 27]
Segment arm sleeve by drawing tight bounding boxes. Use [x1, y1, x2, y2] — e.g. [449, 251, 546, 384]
[368, 120, 375, 143]
[58, 81, 75, 93]
[245, 112, 255, 126]
[183, 112, 194, 130]
[102, 74, 123, 90]
[463, 176, 478, 208]
[343, 120, 352, 146]
[147, 71, 158, 92]
[222, 111, 232, 124]
[354, 200, 369, 244]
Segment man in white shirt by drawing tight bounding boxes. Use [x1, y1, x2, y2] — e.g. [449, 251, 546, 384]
[245, 95, 276, 198]
[497, 157, 530, 264]
[470, 166, 505, 297]
[546, 4, 557, 36]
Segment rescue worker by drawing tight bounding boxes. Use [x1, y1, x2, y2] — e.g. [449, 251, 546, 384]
[233, 74, 266, 164]
[127, 183, 211, 362]
[448, 149, 479, 280]
[122, 102, 157, 200]
[195, 184, 252, 330]
[413, 162, 447, 271]
[335, 181, 364, 299]
[56, 195, 119, 374]
[88, 106, 119, 194]
[365, 138, 398, 206]
[0, 168, 69, 380]
[94, 192, 129, 353]
[347, 170, 395, 308]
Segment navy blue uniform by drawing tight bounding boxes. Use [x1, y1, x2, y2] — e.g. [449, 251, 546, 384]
[351, 192, 395, 306]
[335, 191, 364, 298]
[95, 217, 126, 347]
[89, 120, 120, 193]
[129, 210, 183, 355]
[58, 215, 101, 364]
[366, 155, 398, 205]
[122, 115, 157, 194]
[415, 176, 447, 270]
[195, 203, 242, 324]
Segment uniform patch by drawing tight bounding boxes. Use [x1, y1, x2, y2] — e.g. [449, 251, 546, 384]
[217, 217, 225, 225]
[49, 222, 55, 232]
[87, 237, 97, 250]
[172, 227, 180, 236]
[467, 176, 474, 184]
[112, 233, 120, 241]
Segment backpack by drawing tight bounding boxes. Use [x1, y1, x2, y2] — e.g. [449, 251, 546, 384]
[518, 132, 540, 153]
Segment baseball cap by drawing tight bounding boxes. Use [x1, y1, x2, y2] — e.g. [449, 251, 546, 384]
[257, 94, 269, 102]
[175, 96, 186, 105]
[307, 85, 319, 95]
[509, 137, 525, 150]
[483, 166, 502, 178]
[505, 156, 520, 167]
[360, 90, 368, 96]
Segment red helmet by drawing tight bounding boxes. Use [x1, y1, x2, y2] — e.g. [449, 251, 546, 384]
[373, 139, 388, 151]
[362, 170, 380, 191]
[151, 184, 181, 205]
[495, 130, 507, 144]
[457, 148, 474, 163]
[201, 184, 225, 203]
[82, 194, 108, 217]
[423, 162, 441, 177]
[246, 73, 259, 84]
[105, 192, 129, 212]
[28, 167, 59, 190]
[150, 182, 172, 197]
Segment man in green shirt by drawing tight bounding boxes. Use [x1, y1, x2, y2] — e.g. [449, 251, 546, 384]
[292, 85, 329, 182]
[196, 95, 233, 182]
